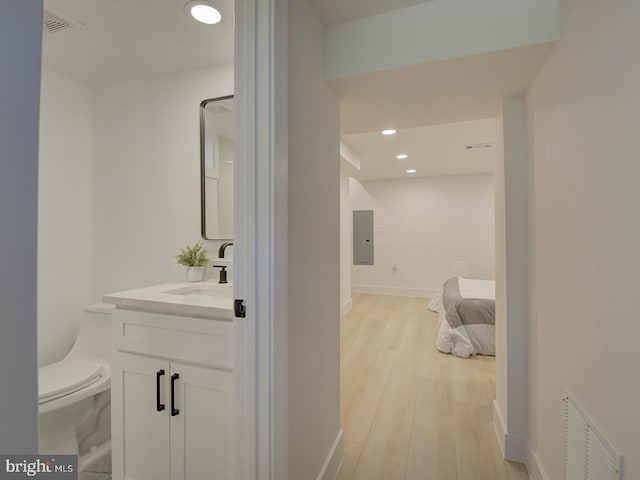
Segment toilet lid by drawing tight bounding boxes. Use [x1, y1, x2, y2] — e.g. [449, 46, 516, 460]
[39, 358, 105, 404]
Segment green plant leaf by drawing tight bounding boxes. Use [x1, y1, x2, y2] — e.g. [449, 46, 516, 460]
[176, 241, 211, 267]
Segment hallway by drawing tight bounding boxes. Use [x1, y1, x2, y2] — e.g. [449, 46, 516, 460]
[338, 294, 528, 480]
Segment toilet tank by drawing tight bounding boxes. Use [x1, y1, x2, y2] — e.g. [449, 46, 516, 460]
[67, 303, 114, 367]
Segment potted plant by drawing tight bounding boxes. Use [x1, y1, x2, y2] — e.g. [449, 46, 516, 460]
[176, 241, 210, 282]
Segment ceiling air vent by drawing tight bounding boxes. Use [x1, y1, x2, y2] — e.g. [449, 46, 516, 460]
[465, 143, 493, 150]
[43, 8, 84, 34]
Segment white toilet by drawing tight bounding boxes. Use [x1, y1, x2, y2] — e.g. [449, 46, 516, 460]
[38, 303, 114, 458]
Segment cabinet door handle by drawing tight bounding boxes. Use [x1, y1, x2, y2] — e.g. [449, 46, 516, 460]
[171, 373, 180, 416]
[156, 369, 165, 412]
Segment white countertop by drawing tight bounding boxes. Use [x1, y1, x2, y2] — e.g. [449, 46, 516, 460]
[104, 281, 234, 320]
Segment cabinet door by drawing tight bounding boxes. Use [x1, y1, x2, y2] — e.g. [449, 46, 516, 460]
[169, 362, 234, 480]
[112, 352, 171, 480]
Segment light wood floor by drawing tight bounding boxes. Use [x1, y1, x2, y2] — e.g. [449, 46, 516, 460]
[337, 294, 529, 480]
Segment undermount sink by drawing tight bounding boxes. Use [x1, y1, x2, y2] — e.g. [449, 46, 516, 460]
[104, 281, 234, 320]
[162, 284, 232, 300]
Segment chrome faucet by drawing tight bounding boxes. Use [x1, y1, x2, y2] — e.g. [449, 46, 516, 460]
[213, 242, 233, 284]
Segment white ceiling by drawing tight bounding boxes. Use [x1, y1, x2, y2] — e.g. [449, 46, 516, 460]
[42, 0, 235, 86]
[41, 0, 553, 182]
[310, 0, 433, 26]
[342, 119, 496, 181]
[333, 43, 554, 135]
[335, 43, 555, 181]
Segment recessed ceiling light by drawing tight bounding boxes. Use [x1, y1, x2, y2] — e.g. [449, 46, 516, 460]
[381, 129, 397, 136]
[406, 169, 417, 174]
[185, 1, 222, 24]
[396, 154, 408, 159]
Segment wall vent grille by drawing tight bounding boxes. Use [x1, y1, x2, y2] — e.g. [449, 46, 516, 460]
[43, 9, 83, 34]
[564, 394, 623, 480]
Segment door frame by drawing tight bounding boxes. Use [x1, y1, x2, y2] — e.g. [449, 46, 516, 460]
[234, 0, 288, 478]
[0, 0, 288, 470]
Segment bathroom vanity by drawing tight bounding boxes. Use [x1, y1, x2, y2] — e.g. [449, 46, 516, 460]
[105, 282, 234, 480]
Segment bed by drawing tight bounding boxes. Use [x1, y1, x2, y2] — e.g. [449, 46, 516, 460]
[428, 277, 496, 358]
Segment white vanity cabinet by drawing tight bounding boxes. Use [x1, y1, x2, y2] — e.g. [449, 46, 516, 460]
[111, 308, 234, 480]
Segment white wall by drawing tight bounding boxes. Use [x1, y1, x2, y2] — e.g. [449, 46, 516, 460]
[324, 0, 561, 80]
[38, 68, 93, 366]
[340, 170, 352, 317]
[0, 0, 42, 453]
[92, 64, 233, 300]
[349, 174, 495, 297]
[288, 0, 342, 478]
[526, 0, 640, 478]
[494, 113, 508, 437]
[494, 97, 529, 462]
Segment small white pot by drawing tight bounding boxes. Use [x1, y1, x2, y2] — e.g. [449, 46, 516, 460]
[185, 266, 206, 282]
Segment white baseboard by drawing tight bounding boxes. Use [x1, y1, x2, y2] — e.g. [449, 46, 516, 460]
[340, 299, 352, 319]
[492, 400, 527, 463]
[526, 441, 550, 480]
[351, 284, 437, 298]
[493, 401, 550, 480]
[493, 400, 507, 456]
[316, 430, 344, 480]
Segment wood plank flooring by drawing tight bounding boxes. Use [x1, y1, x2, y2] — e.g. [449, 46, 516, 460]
[337, 294, 529, 480]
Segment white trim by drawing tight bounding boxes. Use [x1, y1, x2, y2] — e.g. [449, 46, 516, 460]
[493, 400, 527, 463]
[235, 0, 288, 478]
[234, 0, 256, 476]
[316, 430, 344, 480]
[493, 400, 507, 457]
[351, 284, 437, 298]
[526, 441, 550, 480]
[271, 0, 290, 478]
[340, 299, 352, 319]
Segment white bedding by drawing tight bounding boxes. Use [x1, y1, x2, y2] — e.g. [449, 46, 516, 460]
[458, 277, 495, 300]
[429, 277, 496, 358]
[427, 287, 444, 313]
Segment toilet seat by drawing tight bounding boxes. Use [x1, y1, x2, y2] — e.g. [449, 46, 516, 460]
[39, 358, 105, 405]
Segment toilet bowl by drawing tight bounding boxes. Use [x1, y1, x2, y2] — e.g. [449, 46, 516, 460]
[38, 303, 113, 457]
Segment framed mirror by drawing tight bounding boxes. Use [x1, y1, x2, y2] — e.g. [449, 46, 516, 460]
[200, 95, 234, 240]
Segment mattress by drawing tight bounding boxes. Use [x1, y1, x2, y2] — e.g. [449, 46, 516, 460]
[429, 277, 496, 358]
